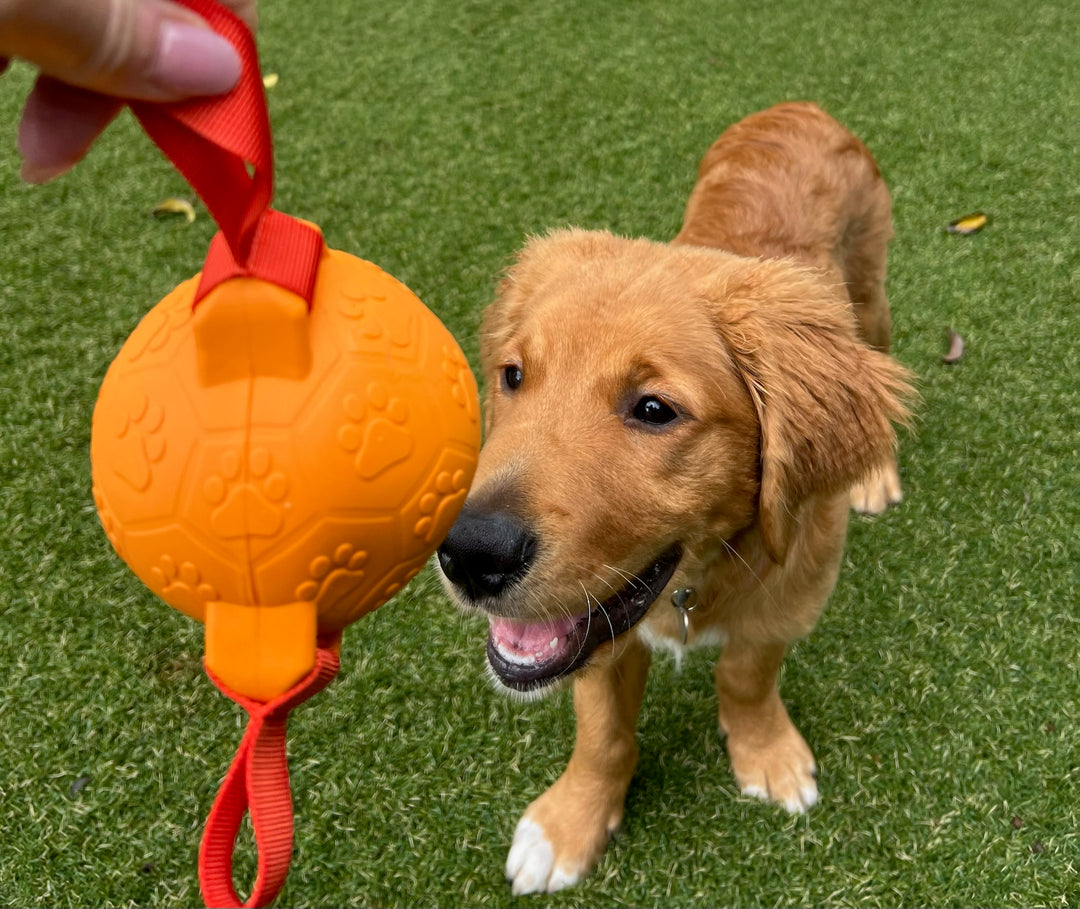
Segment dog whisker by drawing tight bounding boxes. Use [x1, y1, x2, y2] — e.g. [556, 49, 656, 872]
[590, 570, 631, 659]
[604, 563, 647, 591]
[573, 582, 596, 663]
[718, 536, 781, 611]
[599, 604, 618, 659]
[552, 595, 576, 628]
[591, 567, 624, 599]
[600, 564, 631, 582]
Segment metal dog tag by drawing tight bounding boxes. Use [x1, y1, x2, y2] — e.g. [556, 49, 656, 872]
[670, 587, 698, 646]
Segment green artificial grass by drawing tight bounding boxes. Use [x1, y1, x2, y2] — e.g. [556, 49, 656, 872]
[2, 0, 1079, 905]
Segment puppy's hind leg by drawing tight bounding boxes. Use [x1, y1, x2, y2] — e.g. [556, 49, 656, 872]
[846, 264, 903, 514]
[842, 177, 903, 514]
[842, 167, 894, 354]
[846, 276, 903, 514]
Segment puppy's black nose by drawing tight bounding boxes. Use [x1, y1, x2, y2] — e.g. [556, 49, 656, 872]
[437, 505, 537, 601]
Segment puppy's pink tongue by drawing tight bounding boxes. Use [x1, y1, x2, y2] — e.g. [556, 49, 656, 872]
[489, 615, 578, 659]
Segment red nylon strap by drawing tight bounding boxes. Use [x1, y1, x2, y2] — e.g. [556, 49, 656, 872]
[199, 646, 340, 909]
[195, 209, 324, 305]
[129, 0, 321, 307]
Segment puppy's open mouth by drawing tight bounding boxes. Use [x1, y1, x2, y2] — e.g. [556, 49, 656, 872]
[486, 544, 682, 692]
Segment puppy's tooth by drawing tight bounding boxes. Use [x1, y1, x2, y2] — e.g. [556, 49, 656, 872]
[549, 637, 559, 650]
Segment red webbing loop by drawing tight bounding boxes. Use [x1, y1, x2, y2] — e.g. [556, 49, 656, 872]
[196, 209, 324, 306]
[199, 645, 340, 909]
[123, 6, 334, 904]
[129, 0, 321, 306]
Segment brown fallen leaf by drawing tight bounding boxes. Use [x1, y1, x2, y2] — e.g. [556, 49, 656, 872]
[152, 197, 196, 223]
[943, 328, 964, 364]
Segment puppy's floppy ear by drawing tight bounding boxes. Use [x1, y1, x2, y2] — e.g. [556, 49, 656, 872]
[707, 259, 914, 564]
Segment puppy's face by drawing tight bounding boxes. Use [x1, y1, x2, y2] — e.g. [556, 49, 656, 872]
[438, 231, 761, 694]
[438, 229, 909, 695]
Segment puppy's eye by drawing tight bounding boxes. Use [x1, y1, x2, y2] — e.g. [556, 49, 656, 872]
[632, 395, 679, 426]
[502, 364, 523, 392]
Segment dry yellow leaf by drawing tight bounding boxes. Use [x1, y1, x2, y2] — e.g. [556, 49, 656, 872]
[262, 73, 279, 89]
[151, 198, 196, 223]
[946, 212, 988, 235]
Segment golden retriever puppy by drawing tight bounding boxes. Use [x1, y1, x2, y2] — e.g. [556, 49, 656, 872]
[437, 102, 914, 894]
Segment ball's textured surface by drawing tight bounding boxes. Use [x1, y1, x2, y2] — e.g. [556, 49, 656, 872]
[91, 247, 479, 698]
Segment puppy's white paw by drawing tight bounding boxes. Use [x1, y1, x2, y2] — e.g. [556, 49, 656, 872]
[506, 817, 581, 895]
[728, 722, 819, 814]
[850, 461, 902, 514]
[741, 776, 818, 813]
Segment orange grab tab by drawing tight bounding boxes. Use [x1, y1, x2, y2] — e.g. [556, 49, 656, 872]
[87, 1, 479, 905]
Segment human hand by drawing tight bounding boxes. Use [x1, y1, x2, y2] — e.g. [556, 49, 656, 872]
[1, 0, 258, 183]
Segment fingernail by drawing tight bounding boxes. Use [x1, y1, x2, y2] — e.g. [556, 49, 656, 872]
[150, 22, 241, 97]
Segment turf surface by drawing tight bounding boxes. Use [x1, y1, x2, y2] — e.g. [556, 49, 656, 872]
[1, 0, 1079, 906]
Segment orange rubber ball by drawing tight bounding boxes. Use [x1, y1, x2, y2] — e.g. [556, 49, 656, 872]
[91, 241, 480, 701]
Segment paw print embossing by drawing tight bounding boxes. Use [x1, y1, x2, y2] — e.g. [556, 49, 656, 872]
[386, 312, 416, 351]
[338, 382, 414, 480]
[413, 468, 470, 543]
[150, 555, 218, 615]
[109, 393, 167, 492]
[121, 293, 192, 364]
[339, 292, 388, 340]
[382, 564, 423, 600]
[203, 447, 289, 539]
[442, 344, 479, 424]
[339, 290, 417, 354]
[294, 542, 368, 603]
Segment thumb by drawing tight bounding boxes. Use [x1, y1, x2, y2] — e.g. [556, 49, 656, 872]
[1, 0, 242, 101]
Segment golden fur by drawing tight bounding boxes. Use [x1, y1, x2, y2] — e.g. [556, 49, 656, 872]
[438, 102, 914, 894]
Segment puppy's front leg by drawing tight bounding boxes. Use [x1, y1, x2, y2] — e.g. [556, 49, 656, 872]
[715, 639, 819, 813]
[506, 636, 651, 894]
